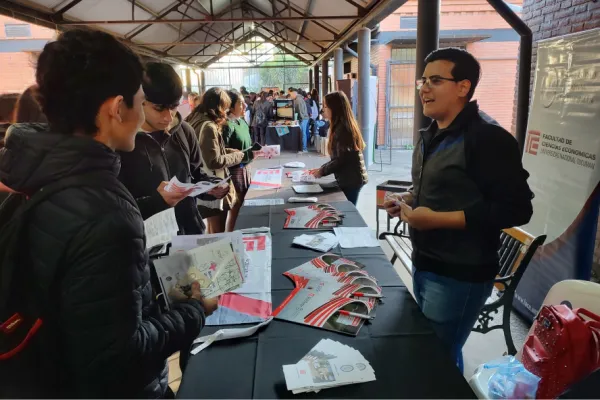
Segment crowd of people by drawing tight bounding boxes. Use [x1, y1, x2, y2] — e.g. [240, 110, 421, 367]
[0, 24, 535, 399]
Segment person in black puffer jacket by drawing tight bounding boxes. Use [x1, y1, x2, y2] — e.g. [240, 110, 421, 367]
[0, 29, 217, 398]
[308, 91, 368, 205]
[119, 62, 228, 236]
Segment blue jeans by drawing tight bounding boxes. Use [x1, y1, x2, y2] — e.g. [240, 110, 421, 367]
[412, 268, 493, 372]
[300, 119, 310, 151]
[342, 186, 363, 205]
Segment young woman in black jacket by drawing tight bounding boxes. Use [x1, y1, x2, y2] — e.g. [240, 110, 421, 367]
[309, 91, 368, 205]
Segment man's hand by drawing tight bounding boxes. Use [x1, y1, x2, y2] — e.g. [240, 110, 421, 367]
[206, 184, 229, 199]
[190, 282, 219, 316]
[400, 203, 466, 231]
[308, 168, 322, 178]
[157, 181, 193, 207]
[383, 192, 411, 218]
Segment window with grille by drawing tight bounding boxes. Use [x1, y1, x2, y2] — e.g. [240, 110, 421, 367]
[4, 24, 31, 38]
[400, 17, 417, 30]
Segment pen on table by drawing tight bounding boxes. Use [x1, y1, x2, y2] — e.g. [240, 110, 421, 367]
[338, 310, 374, 320]
[351, 292, 384, 299]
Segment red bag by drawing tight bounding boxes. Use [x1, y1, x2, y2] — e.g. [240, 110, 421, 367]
[522, 305, 600, 399]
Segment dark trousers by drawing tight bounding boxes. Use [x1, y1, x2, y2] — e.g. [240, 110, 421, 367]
[342, 186, 363, 205]
[255, 126, 267, 145]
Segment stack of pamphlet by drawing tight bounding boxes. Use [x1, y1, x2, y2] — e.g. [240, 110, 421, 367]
[283, 339, 376, 394]
[273, 254, 382, 335]
[283, 203, 343, 229]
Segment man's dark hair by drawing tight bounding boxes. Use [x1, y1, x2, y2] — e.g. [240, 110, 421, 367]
[36, 29, 144, 136]
[424, 47, 481, 101]
[15, 86, 47, 123]
[279, 90, 284, 95]
[143, 62, 183, 108]
[288, 87, 295, 93]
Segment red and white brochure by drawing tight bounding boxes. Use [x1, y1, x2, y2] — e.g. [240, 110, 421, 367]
[283, 205, 342, 229]
[250, 167, 283, 190]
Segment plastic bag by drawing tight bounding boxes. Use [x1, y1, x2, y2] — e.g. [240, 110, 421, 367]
[485, 356, 540, 399]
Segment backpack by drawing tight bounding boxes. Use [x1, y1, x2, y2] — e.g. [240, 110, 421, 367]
[255, 107, 266, 126]
[521, 305, 600, 399]
[0, 172, 136, 363]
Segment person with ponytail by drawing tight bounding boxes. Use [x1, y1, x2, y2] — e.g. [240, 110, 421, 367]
[308, 91, 368, 205]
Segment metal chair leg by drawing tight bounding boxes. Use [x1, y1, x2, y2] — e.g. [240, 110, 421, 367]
[503, 301, 517, 355]
[376, 206, 380, 237]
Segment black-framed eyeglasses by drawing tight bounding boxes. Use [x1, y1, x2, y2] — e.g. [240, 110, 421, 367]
[416, 75, 459, 90]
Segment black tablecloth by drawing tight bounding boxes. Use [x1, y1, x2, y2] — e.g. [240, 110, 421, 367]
[177, 200, 475, 399]
[266, 126, 302, 152]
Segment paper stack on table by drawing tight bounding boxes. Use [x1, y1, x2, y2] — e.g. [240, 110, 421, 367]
[284, 204, 342, 229]
[292, 184, 324, 194]
[292, 232, 339, 252]
[284, 161, 306, 168]
[291, 170, 316, 183]
[273, 254, 382, 336]
[164, 176, 230, 197]
[243, 198, 284, 206]
[334, 227, 380, 248]
[283, 339, 376, 394]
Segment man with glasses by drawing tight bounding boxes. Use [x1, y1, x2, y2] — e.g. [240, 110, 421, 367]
[384, 48, 533, 370]
[119, 62, 227, 235]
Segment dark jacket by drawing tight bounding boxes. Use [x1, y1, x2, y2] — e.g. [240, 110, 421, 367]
[119, 113, 214, 235]
[411, 101, 534, 282]
[319, 139, 368, 189]
[0, 123, 205, 398]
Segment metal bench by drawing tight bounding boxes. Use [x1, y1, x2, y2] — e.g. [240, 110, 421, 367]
[379, 221, 546, 355]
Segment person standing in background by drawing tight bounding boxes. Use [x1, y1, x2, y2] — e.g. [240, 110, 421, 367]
[308, 91, 368, 205]
[290, 89, 310, 152]
[12, 86, 47, 124]
[223, 90, 254, 232]
[252, 91, 272, 145]
[187, 87, 244, 233]
[383, 48, 533, 371]
[0, 93, 18, 147]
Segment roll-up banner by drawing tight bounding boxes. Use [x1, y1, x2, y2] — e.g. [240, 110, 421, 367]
[516, 29, 600, 320]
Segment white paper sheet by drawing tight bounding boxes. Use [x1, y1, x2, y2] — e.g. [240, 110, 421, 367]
[293, 184, 324, 194]
[164, 176, 230, 197]
[144, 208, 178, 249]
[293, 233, 339, 252]
[291, 170, 316, 183]
[191, 317, 273, 355]
[284, 161, 306, 168]
[243, 198, 285, 206]
[334, 227, 380, 248]
[250, 168, 283, 190]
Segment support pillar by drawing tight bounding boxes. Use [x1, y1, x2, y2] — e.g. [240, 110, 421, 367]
[321, 59, 329, 97]
[413, 0, 440, 142]
[357, 27, 372, 166]
[184, 68, 192, 94]
[313, 65, 320, 96]
[333, 48, 344, 91]
[309, 69, 314, 91]
[200, 70, 206, 94]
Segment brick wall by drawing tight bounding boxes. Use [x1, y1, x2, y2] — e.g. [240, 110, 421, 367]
[519, 0, 600, 281]
[0, 52, 38, 94]
[469, 41, 519, 130]
[0, 16, 55, 94]
[380, 0, 524, 32]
